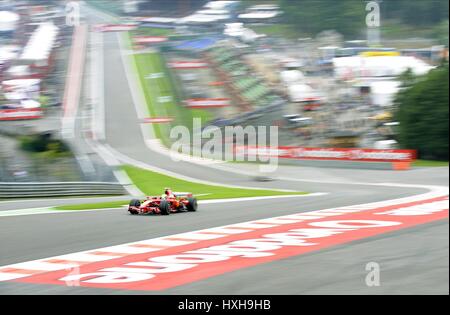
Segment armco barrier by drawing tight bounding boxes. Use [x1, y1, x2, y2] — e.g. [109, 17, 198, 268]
[0, 182, 127, 198]
[273, 158, 407, 170]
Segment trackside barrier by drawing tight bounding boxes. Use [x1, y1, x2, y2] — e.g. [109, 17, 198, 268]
[0, 182, 127, 198]
[235, 146, 417, 171]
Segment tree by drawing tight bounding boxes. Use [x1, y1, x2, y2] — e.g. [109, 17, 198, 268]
[382, 0, 448, 26]
[278, 0, 365, 38]
[394, 63, 449, 161]
[276, 0, 449, 38]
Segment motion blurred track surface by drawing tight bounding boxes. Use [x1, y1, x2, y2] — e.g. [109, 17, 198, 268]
[0, 5, 447, 294]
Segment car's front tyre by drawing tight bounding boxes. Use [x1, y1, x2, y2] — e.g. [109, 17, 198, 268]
[129, 199, 140, 215]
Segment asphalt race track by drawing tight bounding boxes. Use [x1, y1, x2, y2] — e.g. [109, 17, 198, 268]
[0, 5, 448, 295]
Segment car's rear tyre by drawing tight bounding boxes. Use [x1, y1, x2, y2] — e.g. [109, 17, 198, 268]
[159, 200, 171, 215]
[187, 197, 198, 212]
[129, 199, 140, 215]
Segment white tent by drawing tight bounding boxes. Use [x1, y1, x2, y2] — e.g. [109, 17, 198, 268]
[21, 99, 41, 109]
[224, 23, 244, 36]
[5, 65, 31, 77]
[139, 17, 177, 24]
[3, 79, 41, 100]
[0, 11, 19, 32]
[238, 11, 281, 20]
[0, 45, 20, 64]
[369, 80, 401, 107]
[374, 140, 398, 150]
[224, 23, 265, 42]
[197, 9, 230, 15]
[2, 79, 41, 90]
[177, 13, 230, 24]
[333, 55, 435, 79]
[5, 92, 27, 101]
[204, 1, 238, 10]
[248, 4, 280, 11]
[281, 70, 304, 84]
[287, 83, 318, 103]
[20, 22, 59, 64]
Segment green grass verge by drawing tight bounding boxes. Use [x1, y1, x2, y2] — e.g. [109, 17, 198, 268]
[56, 201, 129, 211]
[124, 165, 306, 200]
[54, 165, 307, 211]
[413, 160, 449, 167]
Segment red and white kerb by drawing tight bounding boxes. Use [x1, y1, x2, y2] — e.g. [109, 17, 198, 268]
[0, 192, 447, 291]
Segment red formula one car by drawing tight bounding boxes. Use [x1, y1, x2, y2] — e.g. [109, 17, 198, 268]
[128, 188, 198, 215]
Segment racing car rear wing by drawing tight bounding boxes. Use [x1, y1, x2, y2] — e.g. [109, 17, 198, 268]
[173, 192, 193, 198]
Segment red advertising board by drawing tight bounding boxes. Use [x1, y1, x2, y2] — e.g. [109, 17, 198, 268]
[235, 146, 417, 163]
[168, 61, 209, 69]
[142, 117, 173, 124]
[133, 36, 168, 44]
[94, 24, 138, 32]
[185, 98, 231, 108]
[0, 108, 43, 121]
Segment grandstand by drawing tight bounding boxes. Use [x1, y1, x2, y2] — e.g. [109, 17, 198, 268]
[233, 77, 261, 91]
[242, 84, 270, 101]
[166, 36, 289, 125]
[205, 43, 286, 112]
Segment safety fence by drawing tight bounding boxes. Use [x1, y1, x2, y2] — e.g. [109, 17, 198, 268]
[235, 146, 417, 170]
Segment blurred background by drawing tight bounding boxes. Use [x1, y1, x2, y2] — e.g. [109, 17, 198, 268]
[0, 0, 448, 183]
